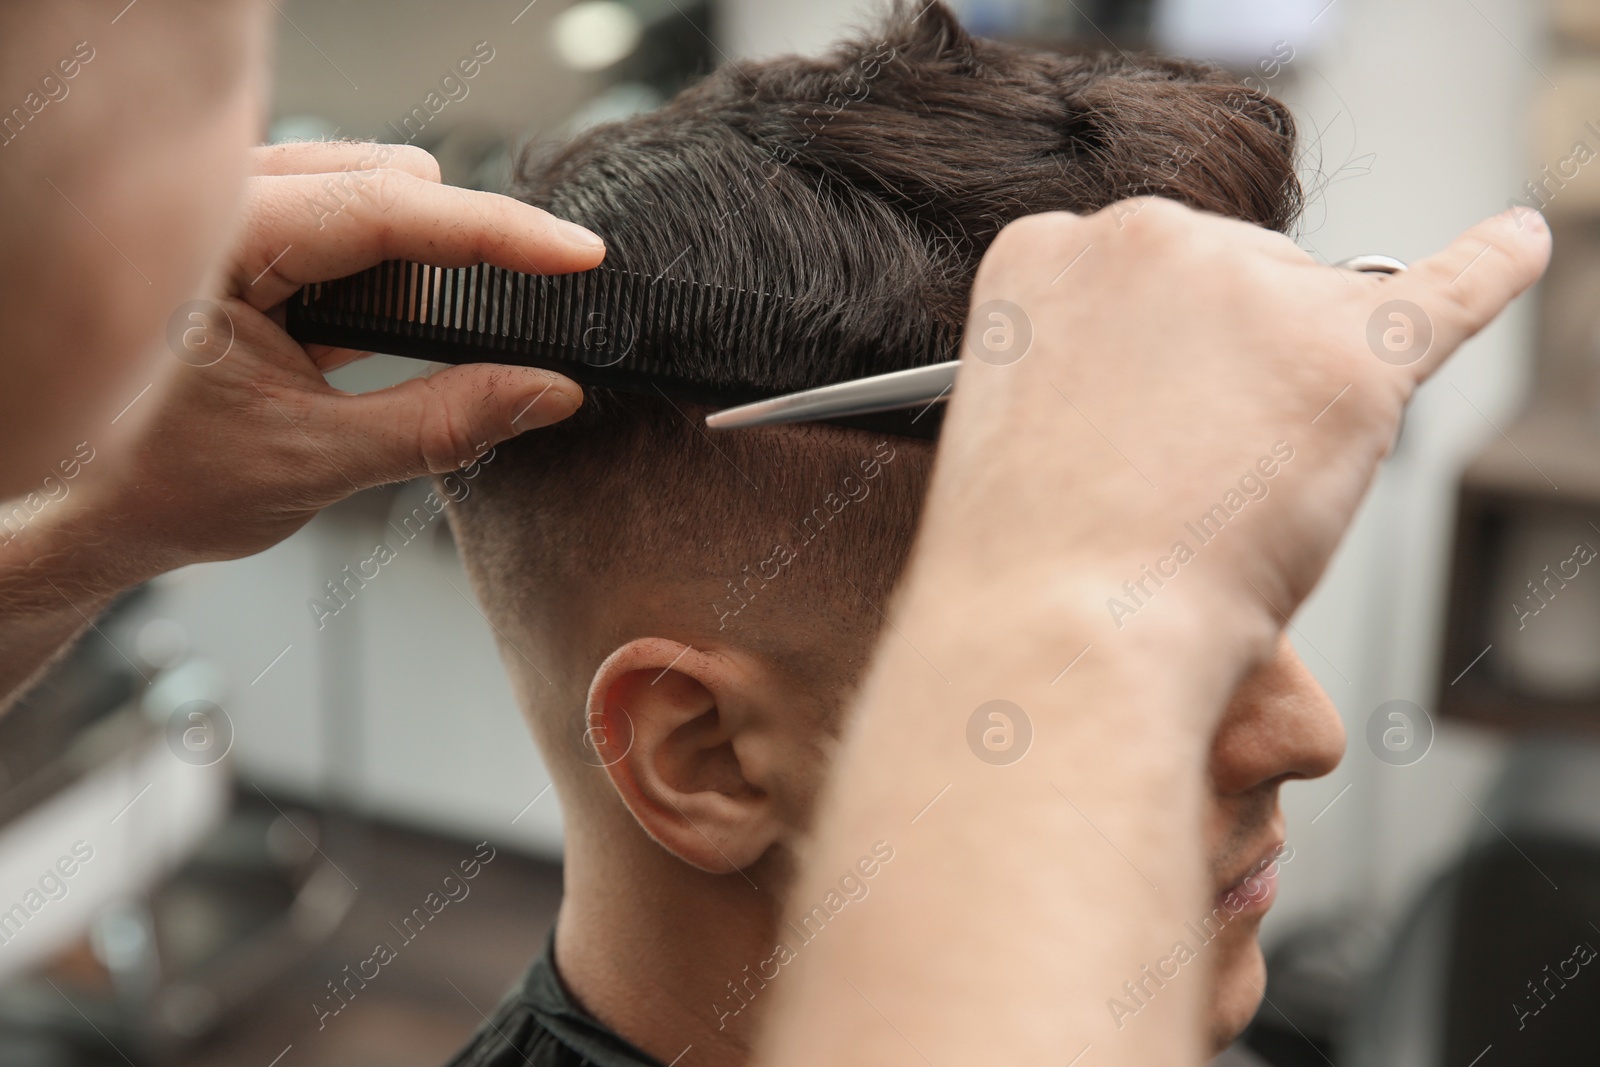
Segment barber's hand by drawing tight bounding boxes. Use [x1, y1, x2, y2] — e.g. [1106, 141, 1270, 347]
[73, 141, 603, 576]
[914, 198, 1549, 681]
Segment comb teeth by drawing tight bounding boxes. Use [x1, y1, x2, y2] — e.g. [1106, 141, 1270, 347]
[286, 261, 806, 403]
[286, 259, 963, 431]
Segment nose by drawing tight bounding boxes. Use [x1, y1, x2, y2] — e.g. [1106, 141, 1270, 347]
[1209, 633, 1345, 795]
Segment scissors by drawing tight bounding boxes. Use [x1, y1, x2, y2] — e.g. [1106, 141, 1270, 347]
[705, 254, 1407, 432]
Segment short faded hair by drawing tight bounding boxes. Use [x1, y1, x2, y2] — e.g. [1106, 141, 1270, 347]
[443, 0, 1303, 756]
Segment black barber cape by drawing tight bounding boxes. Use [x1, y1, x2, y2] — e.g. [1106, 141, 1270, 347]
[445, 936, 665, 1067]
[447, 937, 1276, 1067]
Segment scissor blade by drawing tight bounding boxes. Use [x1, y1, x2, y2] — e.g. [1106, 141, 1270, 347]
[705, 361, 960, 430]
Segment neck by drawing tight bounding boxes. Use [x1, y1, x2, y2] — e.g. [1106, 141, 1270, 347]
[555, 819, 786, 1067]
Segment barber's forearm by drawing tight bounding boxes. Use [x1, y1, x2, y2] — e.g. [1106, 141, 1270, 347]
[755, 564, 1256, 1067]
[0, 502, 161, 712]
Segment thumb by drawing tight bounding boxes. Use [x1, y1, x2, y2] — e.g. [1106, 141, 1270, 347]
[329, 364, 583, 488]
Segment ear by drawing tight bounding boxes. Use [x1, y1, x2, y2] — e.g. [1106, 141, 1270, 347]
[586, 638, 786, 874]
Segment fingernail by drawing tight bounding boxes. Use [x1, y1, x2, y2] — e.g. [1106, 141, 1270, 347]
[555, 218, 606, 250]
[1505, 205, 1548, 235]
[512, 376, 582, 430]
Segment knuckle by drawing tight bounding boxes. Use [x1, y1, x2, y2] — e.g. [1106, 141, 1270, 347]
[365, 167, 412, 217]
[983, 212, 1081, 285]
[991, 212, 1064, 254]
[1098, 195, 1185, 242]
[1429, 283, 1478, 337]
[415, 386, 480, 474]
[389, 143, 442, 182]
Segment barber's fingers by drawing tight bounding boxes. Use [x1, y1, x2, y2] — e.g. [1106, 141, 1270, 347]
[233, 169, 606, 310]
[260, 303, 374, 373]
[304, 344, 371, 373]
[1384, 207, 1551, 386]
[1076, 196, 1315, 268]
[249, 141, 443, 182]
[316, 364, 583, 489]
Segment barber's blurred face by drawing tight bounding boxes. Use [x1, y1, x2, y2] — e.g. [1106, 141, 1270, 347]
[1203, 634, 1344, 1050]
[0, 0, 268, 498]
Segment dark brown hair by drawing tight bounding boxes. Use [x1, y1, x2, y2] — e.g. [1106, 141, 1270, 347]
[445, 1, 1302, 707]
[509, 2, 1299, 396]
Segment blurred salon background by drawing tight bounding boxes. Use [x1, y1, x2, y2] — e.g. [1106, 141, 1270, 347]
[3, 0, 1597, 1063]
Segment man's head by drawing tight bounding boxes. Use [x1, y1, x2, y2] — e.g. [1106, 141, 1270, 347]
[446, 2, 1340, 1054]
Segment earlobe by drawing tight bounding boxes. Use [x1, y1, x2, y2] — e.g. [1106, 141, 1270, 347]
[588, 638, 782, 874]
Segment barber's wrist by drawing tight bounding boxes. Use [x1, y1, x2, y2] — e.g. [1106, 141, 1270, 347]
[0, 489, 168, 612]
[894, 542, 1274, 732]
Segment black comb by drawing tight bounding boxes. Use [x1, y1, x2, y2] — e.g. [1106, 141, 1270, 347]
[286, 261, 950, 439]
